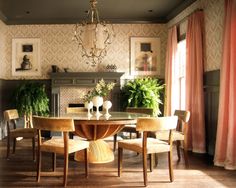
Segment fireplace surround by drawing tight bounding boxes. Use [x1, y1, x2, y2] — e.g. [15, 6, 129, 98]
[50, 72, 124, 116]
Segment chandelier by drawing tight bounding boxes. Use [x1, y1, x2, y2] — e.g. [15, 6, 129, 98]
[73, 0, 115, 67]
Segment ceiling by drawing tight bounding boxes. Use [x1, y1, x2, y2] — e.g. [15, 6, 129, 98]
[0, 0, 197, 25]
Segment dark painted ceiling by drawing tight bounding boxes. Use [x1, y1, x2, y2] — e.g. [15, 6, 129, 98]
[0, 0, 197, 25]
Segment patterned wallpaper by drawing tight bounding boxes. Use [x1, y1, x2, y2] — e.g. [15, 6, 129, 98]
[168, 0, 224, 71]
[0, 21, 167, 79]
[0, 0, 224, 79]
[0, 21, 7, 79]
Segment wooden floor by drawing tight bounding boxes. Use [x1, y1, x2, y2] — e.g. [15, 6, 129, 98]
[0, 138, 236, 188]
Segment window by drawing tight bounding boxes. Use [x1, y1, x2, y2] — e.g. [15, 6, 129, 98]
[174, 39, 186, 110]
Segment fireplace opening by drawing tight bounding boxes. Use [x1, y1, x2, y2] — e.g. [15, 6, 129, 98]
[68, 103, 103, 111]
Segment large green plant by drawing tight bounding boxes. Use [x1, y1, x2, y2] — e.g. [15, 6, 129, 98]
[122, 77, 164, 116]
[13, 82, 49, 116]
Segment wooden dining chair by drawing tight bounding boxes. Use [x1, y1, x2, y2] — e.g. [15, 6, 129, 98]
[118, 116, 178, 187]
[65, 107, 87, 139]
[155, 110, 190, 167]
[113, 107, 153, 151]
[32, 116, 89, 187]
[4, 109, 36, 160]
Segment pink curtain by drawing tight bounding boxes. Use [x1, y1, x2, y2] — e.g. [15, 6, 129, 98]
[214, 0, 236, 170]
[186, 11, 206, 153]
[165, 26, 177, 116]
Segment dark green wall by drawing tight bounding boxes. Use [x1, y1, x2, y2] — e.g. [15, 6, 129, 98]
[204, 70, 220, 156]
[0, 79, 51, 119]
[0, 79, 3, 119]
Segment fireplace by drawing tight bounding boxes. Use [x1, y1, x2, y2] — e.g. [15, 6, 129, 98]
[50, 72, 124, 116]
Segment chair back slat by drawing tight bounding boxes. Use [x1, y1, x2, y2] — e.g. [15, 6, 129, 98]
[4, 109, 19, 121]
[136, 116, 178, 132]
[174, 110, 190, 123]
[126, 107, 153, 115]
[33, 116, 74, 132]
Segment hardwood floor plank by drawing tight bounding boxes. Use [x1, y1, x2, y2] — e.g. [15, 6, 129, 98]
[0, 139, 236, 187]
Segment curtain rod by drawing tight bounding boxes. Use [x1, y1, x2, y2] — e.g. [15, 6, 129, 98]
[168, 8, 203, 29]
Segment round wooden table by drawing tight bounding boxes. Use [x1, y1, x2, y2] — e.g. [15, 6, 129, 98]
[66, 112, 148, 163]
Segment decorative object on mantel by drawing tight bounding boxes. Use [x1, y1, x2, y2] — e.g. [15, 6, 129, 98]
[51, 65, 59, 72]
[72, 0, 115, 67]
[83, 79, 115, 116]
[106, 64, 117, 72]
[64, 68, 70, 72]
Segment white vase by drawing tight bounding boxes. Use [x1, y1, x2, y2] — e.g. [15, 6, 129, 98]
[92, 96, 103, 115]
[84, 101, 93, 117]
[103, 100, 112, 116]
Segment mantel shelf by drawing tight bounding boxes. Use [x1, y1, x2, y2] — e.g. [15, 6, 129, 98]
[50, 72, 124, 87]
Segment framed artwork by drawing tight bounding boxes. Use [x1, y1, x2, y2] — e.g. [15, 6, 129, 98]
[130, 37, 160, 76]
[12, 38, 41, 76]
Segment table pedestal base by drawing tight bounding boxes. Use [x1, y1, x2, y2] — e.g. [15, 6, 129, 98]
[74, 139, 114, 164]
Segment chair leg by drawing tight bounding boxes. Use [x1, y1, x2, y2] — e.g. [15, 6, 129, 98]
[118, 147, 123, 177]
[13, 138, 16, 154]
[168, 151, 174, 182]
[113, 134, 117, 152]
[37, 150, 41, 182]
[32, 138, 35, 161]
[154, 153, 158, 167]
[142, 153, 148, 187]
[63, 153, 68, 187]
[52, 153, 56, 172]
[84, 148, 88, 178]
[6, 135, 10, 159]
[183, 140, 189, 168]
[176, 140, 181, 162]
[149, 154, 153, 172]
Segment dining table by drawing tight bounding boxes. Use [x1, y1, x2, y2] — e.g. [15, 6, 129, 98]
[62, 111, 149, 164]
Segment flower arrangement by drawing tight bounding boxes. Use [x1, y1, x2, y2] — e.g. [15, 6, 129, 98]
[83, 79, 116, 102]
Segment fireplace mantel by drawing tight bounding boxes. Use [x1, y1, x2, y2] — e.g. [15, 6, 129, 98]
[50, 72, 124, 116]
[50, 72, 124, 87]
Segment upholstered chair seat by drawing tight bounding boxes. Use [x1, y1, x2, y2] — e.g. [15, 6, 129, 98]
[156, 130, 184, 141]
[40, 138, 89, 154]
[118, 138, 170, 154]
[10, 128, 35, 138]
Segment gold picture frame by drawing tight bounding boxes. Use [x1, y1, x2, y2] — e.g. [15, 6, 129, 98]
[12, 38, 41, 76]
[130, 37, 160, 76]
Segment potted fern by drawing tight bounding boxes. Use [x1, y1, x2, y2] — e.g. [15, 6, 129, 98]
[13, 82, 49, 128]
[121, 77, 164, 116]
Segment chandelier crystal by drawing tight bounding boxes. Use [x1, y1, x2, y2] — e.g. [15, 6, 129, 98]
[73, 0, 115, 67]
